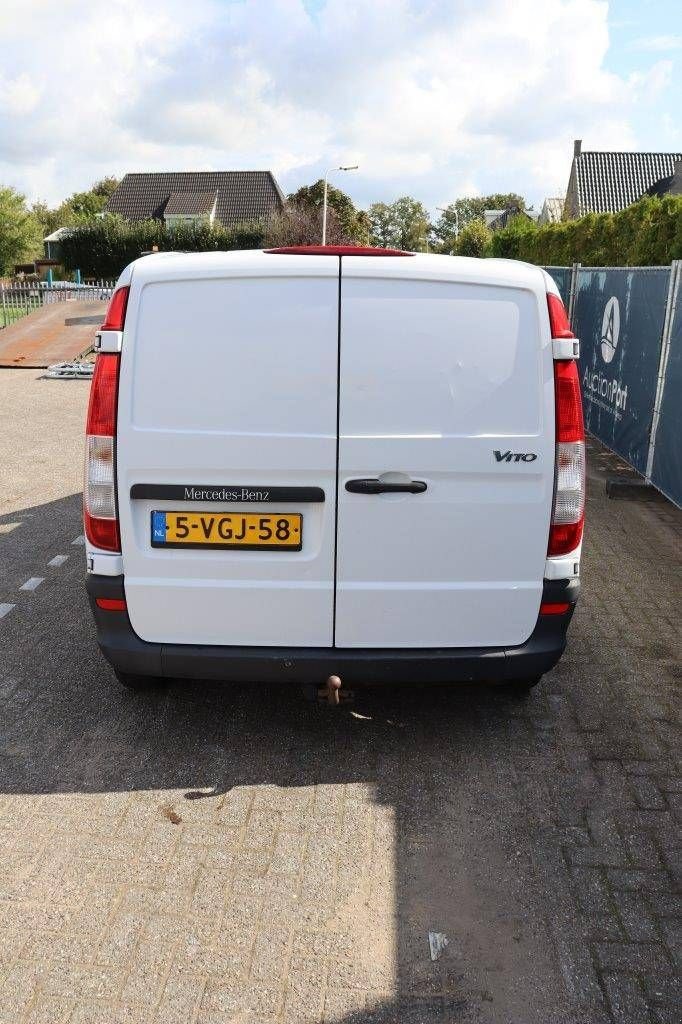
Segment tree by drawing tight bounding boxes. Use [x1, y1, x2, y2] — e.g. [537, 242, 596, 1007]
[31, 177, 121, 239]
[488, 213, 537, 258]
[263, 202, 351, 248]
[434, 193, 528, 253]
[31, 200, 63, 237]
[0, 186, 42, 273]
[68, 177, 120, 219]
[368, 196, 431, 251]
[454, 219, 492, 258]
[288, 180, 368, 242]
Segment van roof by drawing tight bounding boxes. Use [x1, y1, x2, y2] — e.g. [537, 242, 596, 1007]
[120, 249, 547, 292]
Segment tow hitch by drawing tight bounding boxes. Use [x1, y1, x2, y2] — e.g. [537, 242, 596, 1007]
[322, 674, 342, 705]
[302, 675, 354, 705]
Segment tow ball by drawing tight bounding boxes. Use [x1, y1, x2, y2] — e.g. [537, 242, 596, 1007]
[300, 675, 354, 705]
[301, 675, 354, 705]
[322, 674, 342, 705]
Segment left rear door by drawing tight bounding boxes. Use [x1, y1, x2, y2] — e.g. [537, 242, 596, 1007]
[117, 253, 340, 647]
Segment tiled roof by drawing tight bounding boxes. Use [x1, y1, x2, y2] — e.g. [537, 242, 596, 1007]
[103, 172, 284, 226]
[646, 160, 682, 198]
[483, 208, 533, 231]
[574, 151, 682, 215]
[164, 191, 217, 216]
[483, 209, 505, 228]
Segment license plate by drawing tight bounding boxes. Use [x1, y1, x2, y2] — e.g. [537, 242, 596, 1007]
[151, 511, 302, 551]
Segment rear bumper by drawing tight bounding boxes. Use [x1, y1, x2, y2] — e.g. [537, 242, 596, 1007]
[87, 576, 579, 684]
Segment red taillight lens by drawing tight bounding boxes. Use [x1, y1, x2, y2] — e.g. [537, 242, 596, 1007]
[540, 601, 571, 615]
[86, 353, 119, 435]
[547, 522, 583, 557]
[101, 286, 129, 330]
[95, 597, 126, 611]
[547, 292, 574, 339]
[84, 353, 121, 553]
[548, 357, 585, 557]
[554, 359, 584, 443]
[85, 509, 120, 552]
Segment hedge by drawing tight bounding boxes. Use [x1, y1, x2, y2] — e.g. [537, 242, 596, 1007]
[488, 195, 682, 266]
[60, 217, 266, 278]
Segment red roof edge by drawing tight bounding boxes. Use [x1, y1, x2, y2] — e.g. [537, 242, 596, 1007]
[264, 245, 414, 256]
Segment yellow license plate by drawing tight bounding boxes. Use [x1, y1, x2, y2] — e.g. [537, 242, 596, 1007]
[151, 511, 302, 550]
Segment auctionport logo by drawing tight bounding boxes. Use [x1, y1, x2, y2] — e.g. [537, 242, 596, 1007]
[600, 296, 620, 363]
[582, 295, 627, 418]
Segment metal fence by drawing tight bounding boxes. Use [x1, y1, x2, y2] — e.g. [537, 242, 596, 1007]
[0, 280, 115, 329]
[544, 261, 682, 508]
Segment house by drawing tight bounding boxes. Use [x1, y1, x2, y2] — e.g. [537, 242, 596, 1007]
[565, 140, 682, 218]
[538, 197, 565, 225]
[483, 208, 537, 232]
[483, 209, 506, 230]
[102, 171, 285, 228]
[646, 159, 682, 199]
[43, 226, 74, 261]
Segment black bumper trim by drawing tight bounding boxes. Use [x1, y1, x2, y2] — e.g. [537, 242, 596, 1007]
[87, 575, 579, 684]
[130, 484, 325, 503]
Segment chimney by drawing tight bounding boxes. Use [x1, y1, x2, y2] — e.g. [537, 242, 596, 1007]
[573, 139, 582, 159]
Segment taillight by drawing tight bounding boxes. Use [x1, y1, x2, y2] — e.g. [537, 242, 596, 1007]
[95, 597, 127, 611]
[84, 352, 121, 552]
[540, 601, 571, 616]
[546, 291, 584, 557]
[547, 292, 574, 339]
[101, 286, 129, 330]
[548, 313, 585, 557]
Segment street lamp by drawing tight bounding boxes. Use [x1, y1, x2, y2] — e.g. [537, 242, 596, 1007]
[322, 165, 359, 245]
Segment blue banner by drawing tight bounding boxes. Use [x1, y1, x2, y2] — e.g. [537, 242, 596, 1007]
[651, 278, 682, 507]
[574, 268, 670, 475]
[543, 266, 572, 306]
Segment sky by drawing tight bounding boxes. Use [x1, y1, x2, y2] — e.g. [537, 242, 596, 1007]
[0, 0, 680, 216]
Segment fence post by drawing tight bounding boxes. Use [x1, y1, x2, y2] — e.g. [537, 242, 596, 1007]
[645, 260, 681, 483]
[0, 286, 6, 329]
[568, 262, 580, 323]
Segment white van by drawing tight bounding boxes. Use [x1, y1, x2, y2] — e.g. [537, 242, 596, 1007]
[84, 246, 584, 694]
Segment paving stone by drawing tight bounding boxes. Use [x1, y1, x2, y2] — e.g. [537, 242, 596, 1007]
[595, 941, 673, 976]
[603, 973, 653, 1024]
[615, 891, 661, 943]
[1, 382, 681, 1024]
[606, 869, 672, 893]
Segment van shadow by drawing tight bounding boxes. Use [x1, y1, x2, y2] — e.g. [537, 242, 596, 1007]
[0, 493, 581, 1023]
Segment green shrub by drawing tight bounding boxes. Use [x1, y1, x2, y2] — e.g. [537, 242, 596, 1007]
[488, 196, 682, 267]
[454, 219, 492, 257]
[60, 216, 266, 278]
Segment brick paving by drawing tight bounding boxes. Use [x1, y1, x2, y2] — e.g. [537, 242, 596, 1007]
[0, 373, 680, 1023]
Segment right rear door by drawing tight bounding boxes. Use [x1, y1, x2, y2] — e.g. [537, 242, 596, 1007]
[334, 259, 555, 649]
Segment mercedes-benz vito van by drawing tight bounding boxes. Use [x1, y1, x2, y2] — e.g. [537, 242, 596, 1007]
[84, 247, 584, 693]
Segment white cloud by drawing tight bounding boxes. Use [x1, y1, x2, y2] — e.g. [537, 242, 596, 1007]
[0, 0, 675, 210]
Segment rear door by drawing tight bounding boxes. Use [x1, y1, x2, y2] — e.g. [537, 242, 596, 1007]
[117, 251, 339, 647]
[335, 257, 555, 648]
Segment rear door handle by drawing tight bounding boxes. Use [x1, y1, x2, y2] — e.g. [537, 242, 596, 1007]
[345, 478, 427, 495]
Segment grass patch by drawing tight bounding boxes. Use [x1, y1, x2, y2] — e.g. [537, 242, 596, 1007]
[0, 301, 41, 328]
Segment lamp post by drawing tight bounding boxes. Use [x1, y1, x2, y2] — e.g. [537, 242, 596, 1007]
[322, 165, 359, 245]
